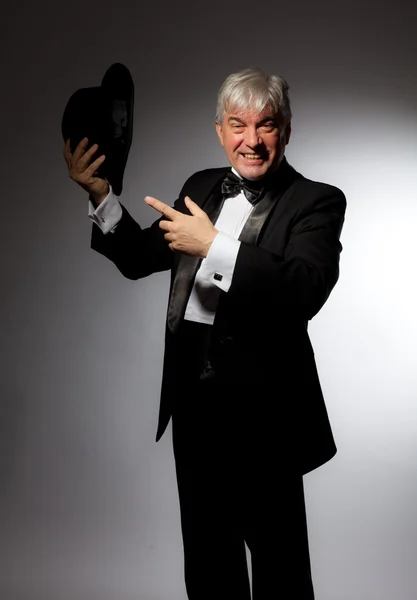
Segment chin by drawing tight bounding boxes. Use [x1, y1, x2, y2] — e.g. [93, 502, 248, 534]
[234, 157, 277, 181]
[239, 166, 269, 181]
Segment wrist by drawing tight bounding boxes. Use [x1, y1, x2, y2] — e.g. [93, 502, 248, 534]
[89, 183, 109, 206]
[203, 229, 219, 257]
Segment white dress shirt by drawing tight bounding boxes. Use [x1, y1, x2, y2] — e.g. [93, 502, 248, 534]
[88, 170, 253, 325]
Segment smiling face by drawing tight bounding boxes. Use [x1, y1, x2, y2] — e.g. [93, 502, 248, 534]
[215, 105, 291, 181]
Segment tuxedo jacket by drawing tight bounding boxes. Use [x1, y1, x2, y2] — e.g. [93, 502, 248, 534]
[91, 158, 346, 475]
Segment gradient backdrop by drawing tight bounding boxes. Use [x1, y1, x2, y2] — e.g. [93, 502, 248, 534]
[1, 0, 417, 598]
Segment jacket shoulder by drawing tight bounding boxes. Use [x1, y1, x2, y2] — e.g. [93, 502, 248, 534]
[294, 171, 347, 206]
[179, 167, 230, 197]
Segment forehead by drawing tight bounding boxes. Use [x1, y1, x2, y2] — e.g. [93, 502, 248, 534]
[225, 104, 278, 122]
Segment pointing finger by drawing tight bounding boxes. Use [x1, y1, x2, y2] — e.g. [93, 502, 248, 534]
[144, 196, 179, 220]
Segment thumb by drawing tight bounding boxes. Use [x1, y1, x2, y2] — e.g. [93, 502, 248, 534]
[184, 196, 205, 216]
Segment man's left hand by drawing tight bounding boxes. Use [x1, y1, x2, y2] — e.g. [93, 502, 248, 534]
[144, 196, 218, 257]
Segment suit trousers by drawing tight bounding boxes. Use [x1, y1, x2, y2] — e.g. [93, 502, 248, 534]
[171, 369, 315, 600]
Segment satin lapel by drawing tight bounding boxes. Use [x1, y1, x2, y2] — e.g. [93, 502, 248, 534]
[167, 185, 225, 334]
[238, 159, 298, 246]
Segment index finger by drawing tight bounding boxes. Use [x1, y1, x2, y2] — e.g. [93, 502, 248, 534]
[144, 196, 179, 220]
[72, 137, 90, 162]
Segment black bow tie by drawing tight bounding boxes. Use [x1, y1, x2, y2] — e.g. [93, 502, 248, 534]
[221, 172, 264, 205]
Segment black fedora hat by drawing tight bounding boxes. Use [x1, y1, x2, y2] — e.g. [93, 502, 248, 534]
[62, 63, 134, 196]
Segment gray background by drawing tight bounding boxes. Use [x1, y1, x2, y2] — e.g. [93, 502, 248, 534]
[1, 0, 417, 598]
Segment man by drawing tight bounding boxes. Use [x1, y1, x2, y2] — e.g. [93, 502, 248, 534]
[64, 68, 346, 599]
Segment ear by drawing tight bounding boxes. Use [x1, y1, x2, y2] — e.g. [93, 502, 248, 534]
[215, 121, 224, 147]
[284, 122, 292, 145]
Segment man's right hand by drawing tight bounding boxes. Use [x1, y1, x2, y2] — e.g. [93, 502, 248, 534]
[64, 137, 109, 205]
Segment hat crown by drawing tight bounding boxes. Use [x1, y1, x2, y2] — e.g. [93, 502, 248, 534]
[62, 63, 134, 196]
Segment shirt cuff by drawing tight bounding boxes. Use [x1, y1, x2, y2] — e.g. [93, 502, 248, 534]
[88, 185, 123, 234]
[198, 231, 241, 293]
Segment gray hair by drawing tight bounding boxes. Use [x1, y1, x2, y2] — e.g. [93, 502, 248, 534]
[215, 68, 292, 126]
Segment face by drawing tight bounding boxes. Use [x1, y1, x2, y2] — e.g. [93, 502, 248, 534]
[215, 105, 291, 181]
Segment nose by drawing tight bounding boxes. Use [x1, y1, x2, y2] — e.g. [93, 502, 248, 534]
[244, 126, 262, 149]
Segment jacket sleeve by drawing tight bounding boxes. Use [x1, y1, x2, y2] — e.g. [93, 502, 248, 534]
[91, 203, 173, 279]
[90, 168, 227, 280]
[227, 185, 347, 321]
[90, 176, 199, 279]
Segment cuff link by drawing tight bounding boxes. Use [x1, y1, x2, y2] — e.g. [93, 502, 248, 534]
[213, 273, 223, 281]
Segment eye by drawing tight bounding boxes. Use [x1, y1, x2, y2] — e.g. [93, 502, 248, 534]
[260, 122, 276, 132]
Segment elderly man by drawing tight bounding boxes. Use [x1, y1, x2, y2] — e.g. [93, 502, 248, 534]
[64, 68, 346, 600]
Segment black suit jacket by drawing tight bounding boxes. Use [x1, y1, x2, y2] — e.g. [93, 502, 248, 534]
[91, 159, 346, 475]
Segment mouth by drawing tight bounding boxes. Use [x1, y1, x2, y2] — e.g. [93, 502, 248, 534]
[242, 153, 263, 160]
[239, 152, 269, 166]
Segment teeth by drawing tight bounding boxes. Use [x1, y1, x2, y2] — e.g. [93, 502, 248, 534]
[243, 153, 261, 159]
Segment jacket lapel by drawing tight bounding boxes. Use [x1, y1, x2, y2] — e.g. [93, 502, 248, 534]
[238, 158, 298, 246]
